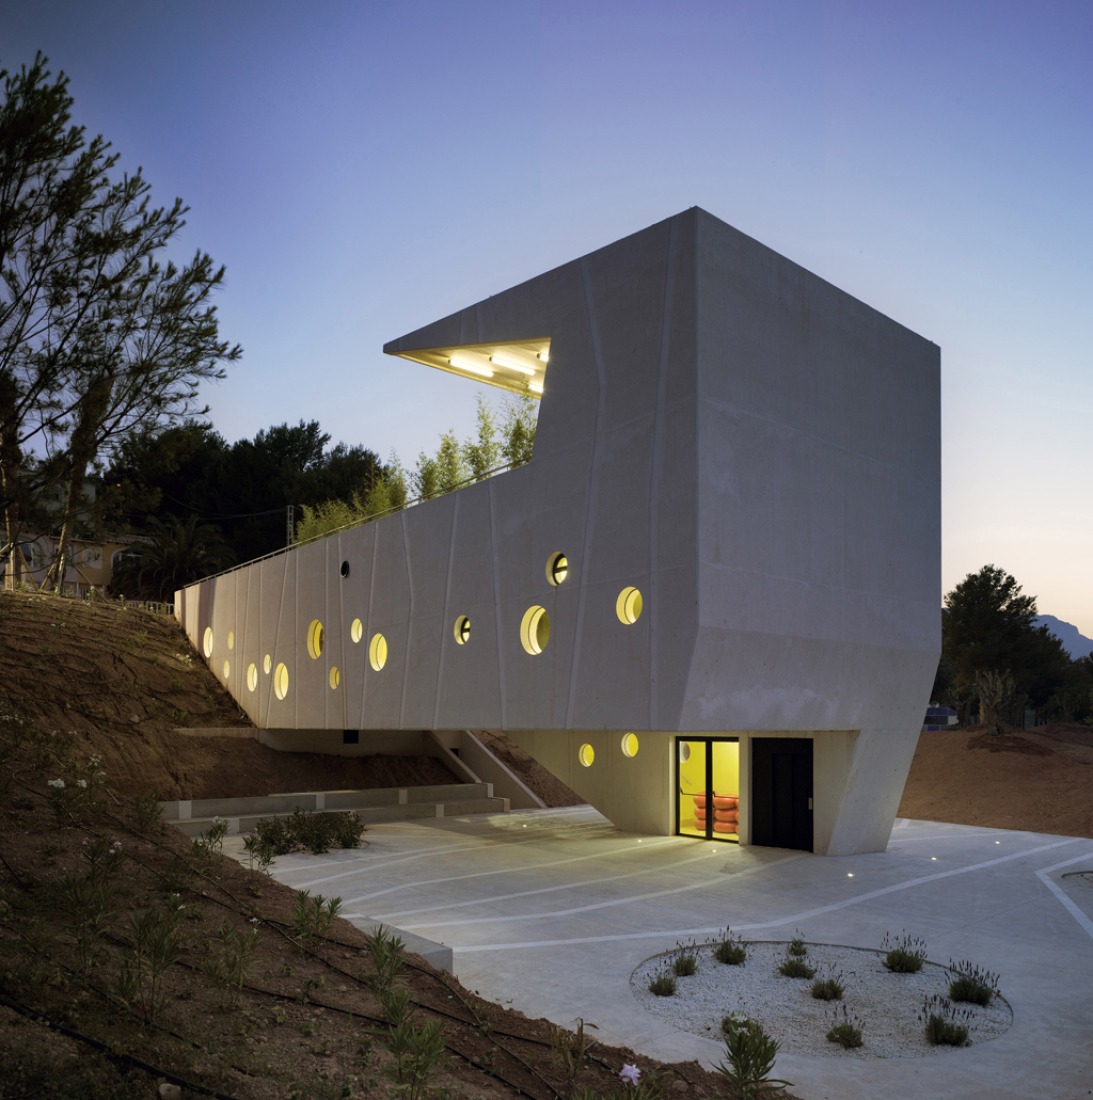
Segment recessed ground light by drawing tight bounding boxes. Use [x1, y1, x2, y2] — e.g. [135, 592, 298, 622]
[247, 663, 257, 692]
[520, 605, 550, 654]
[546, 552, 568, 586]
[203, 627, 214, 658]
[931, 856, 938, 861]
[369, 633, 387, 671]
[454, 615, 471, 645]
[274, 662, 289, 700]
[351, 618, 363, 643]
[579, 743, 595, 767]
[616, 586, 643, 624]
[847, 872, 855, 878]
[307, 619, 324, 660]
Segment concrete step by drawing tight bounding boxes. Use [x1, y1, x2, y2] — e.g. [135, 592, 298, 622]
[163, 782, 509, 837]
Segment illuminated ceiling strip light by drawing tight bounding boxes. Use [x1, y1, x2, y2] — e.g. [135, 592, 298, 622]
[448, 354, 494, 378]
[489, 352, 536, 376]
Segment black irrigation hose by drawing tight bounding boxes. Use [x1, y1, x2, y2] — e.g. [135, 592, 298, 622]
[0, 992, 241, 1100]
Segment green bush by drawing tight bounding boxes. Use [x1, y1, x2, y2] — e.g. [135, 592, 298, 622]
[714, 927, 747, 965]
[825, 1006, 863, 1049]
[810, 974, 844, 1001]
[921, 995, 972, 1047]
[947, 959, 999, 1006]
[882, 930, 927, 973]
[648, 970, 676, 997]
[778, 956, 815, 979]
[249, 809, 366, 856]
[717, 1014, 792, 1100]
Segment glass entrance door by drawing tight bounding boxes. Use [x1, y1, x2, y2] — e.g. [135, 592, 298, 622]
[677, 737, 740, 842]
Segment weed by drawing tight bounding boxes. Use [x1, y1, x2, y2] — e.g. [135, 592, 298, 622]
[921, 995, 972, 1046]
[810, 972, 844, 1001]
[947, 959, 1000, 1006]
[714, 926, 747, 966]
[716, 1013, 792, 1100]
[291, 889, 342, 945]
[825, 1005, 863, 1049]
[882, 930, 927, 973]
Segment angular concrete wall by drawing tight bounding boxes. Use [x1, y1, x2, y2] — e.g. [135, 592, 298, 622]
[177, 208, 940, 855]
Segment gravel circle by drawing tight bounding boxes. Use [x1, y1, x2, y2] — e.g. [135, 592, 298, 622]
[630, 940, 1013, 1059]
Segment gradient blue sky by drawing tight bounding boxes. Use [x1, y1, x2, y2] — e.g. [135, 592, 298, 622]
[4, 1, 1091, 634]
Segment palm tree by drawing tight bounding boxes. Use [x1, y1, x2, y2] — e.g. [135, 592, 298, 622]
[110, 514, 234, 600]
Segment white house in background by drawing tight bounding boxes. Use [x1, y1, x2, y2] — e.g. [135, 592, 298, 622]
[176, 208, 941, 856]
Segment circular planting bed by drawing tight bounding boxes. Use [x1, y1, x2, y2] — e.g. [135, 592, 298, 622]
[630, 940, 1013, 1059]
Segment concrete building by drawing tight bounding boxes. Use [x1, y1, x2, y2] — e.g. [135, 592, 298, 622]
[176, 208, 940, 855]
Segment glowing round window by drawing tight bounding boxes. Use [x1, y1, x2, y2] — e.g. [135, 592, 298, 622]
[307, 619, 324, 660]
[678, 741, 691, 763]
[369, 633, 388, 671]
[263, 653, 272, 675]
[616, 586, 643, 625]
[247, 663, 258, 692]
[202, 627, 214, 658]
[579, 743, 595, 767]
[351, 618, 363, 644]
[329, 666, 341, 690]
[273, 662, 289, 700]
[621, 732, 639, 758]
[454, 615, 471, 645]
[222, 660, 230, 680]
[520, 605, 550, 655]
[546, 552, 569, 586]
[227, 630, 235, 650]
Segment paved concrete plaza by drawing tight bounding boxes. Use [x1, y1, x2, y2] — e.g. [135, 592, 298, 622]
[231, 808, 1093, 1099]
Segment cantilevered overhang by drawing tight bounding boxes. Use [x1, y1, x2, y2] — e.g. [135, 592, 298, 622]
[384, 338, 550, 398]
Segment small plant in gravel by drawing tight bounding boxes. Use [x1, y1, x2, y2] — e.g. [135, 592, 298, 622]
[717, 1013, 792, 1100]
[882, 930, 927, 973]
[648, 965, 677, 997]
[810, 971, 844, 1001]
[672, 940, 698, 976]
[786, 930, 808, 958]
[921, 995, 973, 1046]
[947, 959, 1000, 1006]
[778, 944, 816, 979]
[825, 1005, 864, 1049]
[713, 926, 747, 965]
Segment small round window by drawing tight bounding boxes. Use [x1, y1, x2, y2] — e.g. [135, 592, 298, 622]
[621, 732, 639, 758]
[329, 666, 341, 690]
[351, 618, 363, 644]
[520, 606, 550, 655]
[222, 660, 230, 680]
[340, 560, 350, 578]
[454, 615, 471, 645]
[307, 619, 324, 660]
[579, 743, 595, 767]
[227, 630, 235, 650]
[546, 552, 569, 586]
[247, 663, 258, 692]
[616, 586, 643, 625]
[202, 627, 214, 658]
[273, 662, 289, 700]
[369, 633, 388, 671]
[263, 653, 272, 675]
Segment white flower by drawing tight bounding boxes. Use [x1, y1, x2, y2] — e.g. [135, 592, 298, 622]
[48, 778, 65, 789]
[76, 778, 88, 789]
[619, 1064, 641, 1086]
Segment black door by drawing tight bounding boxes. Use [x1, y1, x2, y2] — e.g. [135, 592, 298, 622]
[751, 738, 813, 851]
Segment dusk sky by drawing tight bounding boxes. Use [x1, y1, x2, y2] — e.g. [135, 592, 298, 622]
[4, 1, 1091, 635]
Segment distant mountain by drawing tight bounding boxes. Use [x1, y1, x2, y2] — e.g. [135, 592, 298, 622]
[1036, 615, 1093, 660]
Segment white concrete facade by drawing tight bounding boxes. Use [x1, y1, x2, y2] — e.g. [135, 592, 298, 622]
[177, 208, 940, 855]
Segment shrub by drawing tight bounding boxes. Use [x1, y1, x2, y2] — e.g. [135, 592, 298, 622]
[249, 809, 366, 856]
[810, 973, 844, 1001]
[778, 956, 815, 979]
[921, 995, 972, 1046]
[648, 968, 676, 997]
[947, 959, 1000, 1006]
[882, 930, 927, 973]
[716, 1014, 792, 1100]
[714, 927, 747, 966]
[825, 1006, 863, 1049]
[672, 947, 697, 977]
[786, 931, 808, 958]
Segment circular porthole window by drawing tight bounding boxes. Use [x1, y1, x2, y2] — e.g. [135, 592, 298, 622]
[678, 741, 691, 763]
[202, 627, 214, 658]
[222, 660, 230, 680]
[520, 605, 550, 655]
[227, 630, 235, 650]
[273, 662, 289, 700]
[616, 586, 644, 625]
[340, 560, 350, 578]
[329, 666, 341, 690]
[263, 653, 272, 675]
[621, 732, 639, 758]
[307, 619, 324, 660]
[351, 618, 363, 644]
[247, 663, 258, 692]
[579, 743, 595, 767]
[454, 615, 471, 645]
[546, 552, 569, 586]
[369, 633, 387, 671]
